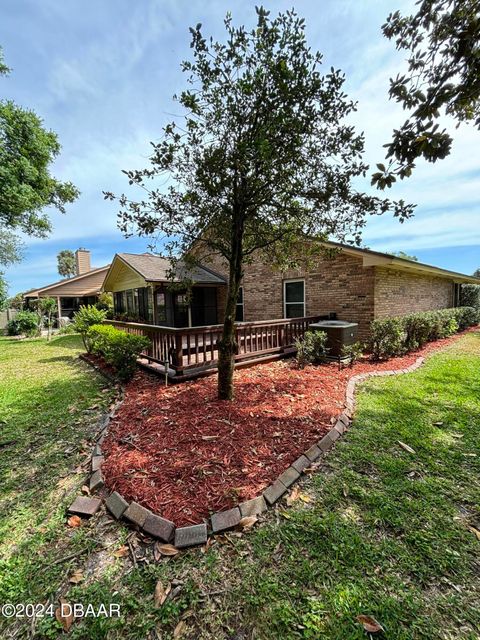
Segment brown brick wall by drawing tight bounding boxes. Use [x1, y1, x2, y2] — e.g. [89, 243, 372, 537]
[374, 267, 454, 318]
[200, 250, 376, 339]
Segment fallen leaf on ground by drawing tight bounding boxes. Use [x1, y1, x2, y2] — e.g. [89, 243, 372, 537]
[279, 511, 291, 519]
[286, 486, 301, 506]
[356, 614, 384, 633]
[238, 516, 257, 531]
[299, 492, 312, 503]
[67, 515, 82, 528]
[201, 435, 219, 441]
[55, 598, 74, 632]
[468, 526, 480, 541]
[154, 580, 171, 607]
[69, 569, 84, 584]
[173, 620, 187, 638]
[433, 421, 444, 426]
[156, 543, 179, 556]
[113, 545, 129, 558]
[398, 441, 416, 454]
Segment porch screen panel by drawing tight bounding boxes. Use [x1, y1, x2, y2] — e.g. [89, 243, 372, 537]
[156, 291, 167, 323]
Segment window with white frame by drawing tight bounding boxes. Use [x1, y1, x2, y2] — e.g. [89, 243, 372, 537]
[284, 280, 305, 318]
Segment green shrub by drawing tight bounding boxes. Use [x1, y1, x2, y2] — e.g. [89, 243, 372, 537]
[6, 310, 39, 337]
[88, 324, 150, 381]
[341, 341, 364, 367]
[370, 306, 478, 361]
[295, 330, 328, 369]
[96, 292, 114, 318]
[73, 305, 107, 352]
[454, 306, 479, 330]
[460, 284, 480, 310]
[430, 309, 458, 339]
[403, 312, 432, 351]
[370, 317, 405, 360]
[57, 323, 76, 335]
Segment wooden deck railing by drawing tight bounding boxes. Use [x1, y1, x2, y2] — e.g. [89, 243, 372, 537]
[105, 315, 326, 377]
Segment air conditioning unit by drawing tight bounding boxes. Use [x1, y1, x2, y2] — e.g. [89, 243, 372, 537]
[309, 320, 358, 359]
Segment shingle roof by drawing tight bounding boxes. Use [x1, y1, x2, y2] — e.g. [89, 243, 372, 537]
[118, 253, 227, 284]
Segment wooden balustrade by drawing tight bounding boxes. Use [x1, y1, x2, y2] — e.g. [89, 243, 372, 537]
[105, 315, 325, 377]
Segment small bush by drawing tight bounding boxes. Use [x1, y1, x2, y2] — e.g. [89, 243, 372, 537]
[341, 341, 364, 367]
[370, 317, 404, 360]
[460, 284, 480, 310]
[96, 292, 114, 318]
[404, 312, 433, 351]
[73, 305, 107, 352]
[88, 324, 150, 381]
[57, 323, 76, 335]
[295, 330, 328, 369]
[454, 306, 479, 330]
[6, 310, 39, 337]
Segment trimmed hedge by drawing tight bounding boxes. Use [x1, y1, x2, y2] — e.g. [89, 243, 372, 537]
[370, 306, 479, 360]
[88, 324, 150, 381]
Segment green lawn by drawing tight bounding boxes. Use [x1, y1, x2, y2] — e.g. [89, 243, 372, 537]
[0, 331, 479, 639]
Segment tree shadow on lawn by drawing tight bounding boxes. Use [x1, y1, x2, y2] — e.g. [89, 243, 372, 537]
[37, 355, 74, 364]
[47, 335, 83, 350]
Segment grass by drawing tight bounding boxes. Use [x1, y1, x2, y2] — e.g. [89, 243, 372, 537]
[0, 331, 479, 639]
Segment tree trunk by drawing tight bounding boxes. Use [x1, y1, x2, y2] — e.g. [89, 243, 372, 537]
[217, 283, 239, 400]
[217, 217, 243, 400]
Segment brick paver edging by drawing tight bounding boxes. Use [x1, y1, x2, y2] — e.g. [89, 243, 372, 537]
[69, 356, 425, 548]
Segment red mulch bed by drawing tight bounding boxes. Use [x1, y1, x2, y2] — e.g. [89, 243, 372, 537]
[101, 329, 472, 526]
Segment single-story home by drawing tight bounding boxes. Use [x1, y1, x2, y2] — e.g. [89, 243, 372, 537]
[24, 249, 110, 319]
[102, 243, 480, 339]
[102, 253, 226, 326]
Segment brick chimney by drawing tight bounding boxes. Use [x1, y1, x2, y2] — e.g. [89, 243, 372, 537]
[75, 248, 91, 275]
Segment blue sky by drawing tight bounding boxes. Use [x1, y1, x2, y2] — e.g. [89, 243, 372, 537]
[1, 0, 479, 294]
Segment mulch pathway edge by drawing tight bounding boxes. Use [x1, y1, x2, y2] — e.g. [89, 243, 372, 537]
[70, 349, 429, 548]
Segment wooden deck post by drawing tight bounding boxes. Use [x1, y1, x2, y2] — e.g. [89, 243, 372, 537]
[172, 332, 184, 376]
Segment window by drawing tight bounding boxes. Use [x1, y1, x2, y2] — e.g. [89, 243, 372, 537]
[235, 287, 244, 322]
[284, 280, 305, 318]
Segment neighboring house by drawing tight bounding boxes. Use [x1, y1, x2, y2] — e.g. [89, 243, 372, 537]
[102, 253, 227, 326]
[103, 243, 480, 339]
[24, 249, 110, 319]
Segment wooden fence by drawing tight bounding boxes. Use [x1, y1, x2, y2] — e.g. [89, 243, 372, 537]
[105, 315, 325, 378]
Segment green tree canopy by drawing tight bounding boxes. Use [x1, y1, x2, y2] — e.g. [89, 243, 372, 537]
[373, 0, 480, 188]
[107, 7, 413, 400]
[0, 228, 24, 267]
[391, 250, 418, 262]
[57, 249, 76, 278]
[0, 46, 79, 238]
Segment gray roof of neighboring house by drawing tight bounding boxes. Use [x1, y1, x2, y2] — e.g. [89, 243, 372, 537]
[117, 253, 227, 284]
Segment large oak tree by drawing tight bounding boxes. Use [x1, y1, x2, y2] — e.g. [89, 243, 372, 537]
[108, 7, 412, 400]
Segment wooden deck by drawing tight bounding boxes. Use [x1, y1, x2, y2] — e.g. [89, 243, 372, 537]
[105, 315, 327, 380]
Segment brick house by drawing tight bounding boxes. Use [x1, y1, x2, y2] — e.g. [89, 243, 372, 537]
[103, 243, 479, 339]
